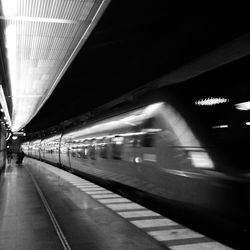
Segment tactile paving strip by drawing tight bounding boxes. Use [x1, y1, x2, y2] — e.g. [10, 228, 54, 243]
[31, 163, 233, 250]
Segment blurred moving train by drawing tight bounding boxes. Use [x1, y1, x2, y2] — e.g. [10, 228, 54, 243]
[21, 85, 250, 229]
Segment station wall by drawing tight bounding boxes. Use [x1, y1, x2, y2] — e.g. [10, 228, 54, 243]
[0, 122, 6, 174]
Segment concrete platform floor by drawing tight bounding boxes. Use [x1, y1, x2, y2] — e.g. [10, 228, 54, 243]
[0, 162, 63, 250]
[0, 160, 168, 250]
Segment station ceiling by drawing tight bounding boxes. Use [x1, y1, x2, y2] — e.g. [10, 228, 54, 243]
[0, 0, 111, 132]
[1, 1, 250, 133]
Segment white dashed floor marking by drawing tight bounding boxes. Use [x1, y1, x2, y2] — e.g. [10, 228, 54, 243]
[131, 218, 178, 228]
[106, 203, 145, 211]
[79, 187, 105, 191]
[170, 242, 232, 250]
[92, 194, 121, 199]
[98, 198, 131, 204]
[84, 190, 112, 194]
[149, 228, 204, 241]
[36, 163, 233, 250]
[118, 210, 161, 218]
[75, 184, 97, 187]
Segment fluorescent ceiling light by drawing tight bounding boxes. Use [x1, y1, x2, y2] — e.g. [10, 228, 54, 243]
[235, 101, 250, 110]
[195, 97, 229, 106]
[1, 0, 110, 132]
[0, 85, 11, 126]
[212, 125, 228, 129]
[0, 16, 77, 24]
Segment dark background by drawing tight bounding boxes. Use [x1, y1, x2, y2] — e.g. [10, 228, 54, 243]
[25, 0, 250, 133]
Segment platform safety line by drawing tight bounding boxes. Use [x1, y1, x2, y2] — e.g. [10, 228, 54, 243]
[118, 210, 162, 218]
[65, 175, 233, 249]
[91, 194, 121, 198]
[98, 198, 131, 204]
[29, 161, 232, 249]
[25, 167, 72, 250]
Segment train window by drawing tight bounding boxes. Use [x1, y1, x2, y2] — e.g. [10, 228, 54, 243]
[82, 146, 88, 159]
[100, 138, 109, 158]
[111, 136, 124, 160]
[134, 135, 141, 148]
[140, 117, 155, 130]
[137, 117, 157, 147]
[141, 133, 155, 147]
[71, 147, 76, 157]
[126, 136, 136, 147]
[70, 141, 81, 158]
[82, 140, 90, 159]
[89, 139, 96, 160]
[75, 147, 82, 158]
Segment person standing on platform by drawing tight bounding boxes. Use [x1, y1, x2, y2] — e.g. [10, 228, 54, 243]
[17, 149, 25, 165]
[7, 148, 12, 164]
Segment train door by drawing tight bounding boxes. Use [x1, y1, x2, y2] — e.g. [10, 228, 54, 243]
[69, 139, 86, 172]
[133, 118, 158, 168]
[40, 140, 45, 160]
[60, 137, 71, 170]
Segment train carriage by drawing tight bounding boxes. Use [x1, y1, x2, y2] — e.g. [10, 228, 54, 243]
[22, 87, 250, 230]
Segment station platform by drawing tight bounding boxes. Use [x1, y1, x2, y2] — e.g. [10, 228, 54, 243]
[0, 158, 233, 250]
[0, 160, 62, 249]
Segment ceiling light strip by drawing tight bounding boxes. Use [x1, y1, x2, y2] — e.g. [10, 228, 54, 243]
[2, 0, 110, 131]
[0, 85, 11, 126]
[22, 0, 111, 131]
[195, 97, 229, 106]
[0, 16, 76, 24]
[235, 101, 250, 111]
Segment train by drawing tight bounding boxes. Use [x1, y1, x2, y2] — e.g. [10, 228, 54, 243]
[21, 86, 250, 230]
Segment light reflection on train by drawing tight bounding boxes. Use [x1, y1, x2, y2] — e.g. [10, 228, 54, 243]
[22, 101, 249, 228]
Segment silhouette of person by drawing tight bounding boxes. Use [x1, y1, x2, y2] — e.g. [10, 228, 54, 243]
[17, 149, 25, 164]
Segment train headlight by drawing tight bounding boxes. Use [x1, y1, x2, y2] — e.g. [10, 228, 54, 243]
[135, 157, 142, 163]
[188, 151, 214, 169]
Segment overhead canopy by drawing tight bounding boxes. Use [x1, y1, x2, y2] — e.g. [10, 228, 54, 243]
[0, 0, 110, 132]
